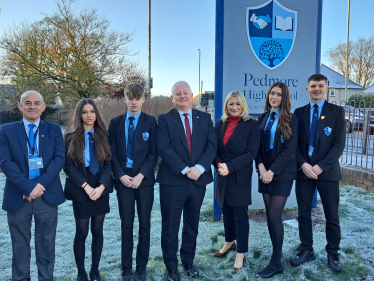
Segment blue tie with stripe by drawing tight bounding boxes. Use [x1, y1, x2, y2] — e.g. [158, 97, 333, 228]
[309, 104, 319, 150]
[28, 124, 40, 180]
[127, 117, 135, 160]
[88, 132, 99, 175]
[264, 112, 276, 152]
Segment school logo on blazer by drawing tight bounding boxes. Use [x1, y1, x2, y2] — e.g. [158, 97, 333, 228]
[246, 0, 297, 70]
[143, 132, 149, 141]
[281, 135, 284, 143]
[324, 127, 332, 136]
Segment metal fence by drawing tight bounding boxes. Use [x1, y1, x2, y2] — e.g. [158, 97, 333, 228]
[332, 100, 374, 170]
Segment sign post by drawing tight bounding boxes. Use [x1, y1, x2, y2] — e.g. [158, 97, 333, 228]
[214, 0, 323, 220]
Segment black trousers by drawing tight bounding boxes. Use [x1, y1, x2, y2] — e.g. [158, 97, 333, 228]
[7, 197, 58, 281]
[296, 179, 341, 254]
[160, 182, 206, 270]
[117, 169, 154, 269]
[222, 202, 249, 253]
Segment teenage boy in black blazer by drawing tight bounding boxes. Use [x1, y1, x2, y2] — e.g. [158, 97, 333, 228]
[109, 84, 158, 281]
[291, 74, 346, 272]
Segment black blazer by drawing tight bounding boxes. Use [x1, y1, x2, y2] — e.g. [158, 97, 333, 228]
[63, 133, 113, 202]
[214, 118, 260, 207]
[294, 101, 345, 181]
[156, 108, 217, 186]
[108, 112, 158, 192]
[255, 112, 299, 181]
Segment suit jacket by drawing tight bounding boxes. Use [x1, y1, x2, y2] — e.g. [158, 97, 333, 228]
[109, 112, 158, 192]
[214, 118, 260, 207]
[156, 108, 217, 186]
[294, 101, 345, 181]
[255, 112, 299, 181]
[0, 120, 65, 212]
[63, 133, 113, 202]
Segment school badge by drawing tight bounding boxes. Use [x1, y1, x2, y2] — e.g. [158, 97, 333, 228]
[143, 132, 149, 141]
[246, 0, 297, 70]
[324, 127, 332, 136]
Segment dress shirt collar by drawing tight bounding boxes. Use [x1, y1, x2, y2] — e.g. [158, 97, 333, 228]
[270, 108, 281, 118]
[177, 108, 192, 117]
[126, 111, 142, 121]
[309, 99, 325, 110]
[85, 128, 94, 135]
[23, 118, 40, 131]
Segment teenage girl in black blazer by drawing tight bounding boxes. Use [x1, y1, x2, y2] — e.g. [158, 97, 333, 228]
[255, 82, 299, 278]
[213, 90, 260, 270]
[64, 98, 113, 281]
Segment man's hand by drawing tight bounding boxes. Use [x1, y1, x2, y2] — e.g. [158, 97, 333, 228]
[218, 163, 229, 177]
[312, 164, 323, 176]
[90, 184, 105, 201]
[261, 170, 274, 184]
[129, 173, 144, 189]
[186, 166, 202, 181]
[23, 195, 32, 202]
[301, 163, 318, 179]
[120, 175, 134, 187]
[29, 183, 45, 199]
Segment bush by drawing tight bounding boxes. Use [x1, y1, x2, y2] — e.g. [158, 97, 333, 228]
[348, 94, 374, 108]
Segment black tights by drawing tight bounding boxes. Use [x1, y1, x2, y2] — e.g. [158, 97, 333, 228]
[263, 194, 288, 268]
[74, 215, 105, 274]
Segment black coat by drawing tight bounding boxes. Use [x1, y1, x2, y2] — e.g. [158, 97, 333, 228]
[214, 118, 260, 207]
[63, 133, 113, 202]
[156, 108, 217, 186]
[294, 101, 346, 181]
[255, 112, 299, 181]
[108, 112, 158, 192]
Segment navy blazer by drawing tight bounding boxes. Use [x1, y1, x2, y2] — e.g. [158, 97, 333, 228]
[214, 118, 260, 207]
[294, 101, 345, 181]
[156, 108, 217, 186]
[255, 112, 299, 181]
[63, 133, 113, 202]
[109, 112, 158, 191]
[0, 120, 65, 212]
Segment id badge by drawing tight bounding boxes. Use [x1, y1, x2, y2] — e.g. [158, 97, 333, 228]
[29, 157, 43, 169]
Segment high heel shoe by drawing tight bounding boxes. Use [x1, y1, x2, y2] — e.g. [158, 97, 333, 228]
[213, 242, 237, 257]
[233, 255, 246, 271]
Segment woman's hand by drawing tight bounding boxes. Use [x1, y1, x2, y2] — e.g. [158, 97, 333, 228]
[258, 163, 267, 178]
[261, 170, 274, 184]
[218, 163, 229, 176]
[83, 184, 94, 196]
[89, 184, 105, 201]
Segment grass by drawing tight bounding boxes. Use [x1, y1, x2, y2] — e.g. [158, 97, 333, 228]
[0, 173, 374, 280]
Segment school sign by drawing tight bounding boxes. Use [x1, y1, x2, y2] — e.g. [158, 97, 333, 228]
[214, 0, 323, 219]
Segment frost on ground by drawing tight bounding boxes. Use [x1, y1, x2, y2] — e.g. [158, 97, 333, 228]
[0, 172, 373, 281]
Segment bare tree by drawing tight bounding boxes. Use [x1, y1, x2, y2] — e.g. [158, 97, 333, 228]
[326, 36, 374, 87]
[0, 0, 139, 105]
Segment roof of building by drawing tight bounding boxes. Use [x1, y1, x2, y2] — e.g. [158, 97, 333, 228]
[320, 64, 364, 89]
[364, 83, 374, 94]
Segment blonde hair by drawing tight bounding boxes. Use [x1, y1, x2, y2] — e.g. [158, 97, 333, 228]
[222, 90, 250, 122]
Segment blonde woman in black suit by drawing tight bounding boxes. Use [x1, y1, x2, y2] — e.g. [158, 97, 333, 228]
[255, 82, 299, 278]
[213, 91, 260, 270]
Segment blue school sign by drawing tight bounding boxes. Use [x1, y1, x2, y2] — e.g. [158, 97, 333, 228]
[214, 0, 323, 220]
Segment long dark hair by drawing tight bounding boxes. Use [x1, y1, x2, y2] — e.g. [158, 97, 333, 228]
[66, 98, 111, 166]
[264, 82, 293, 140]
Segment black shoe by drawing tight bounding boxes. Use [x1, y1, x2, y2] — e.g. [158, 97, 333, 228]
[167, 268, 180, 281]
[135, 265, 147, 281]
[89, 268, 102, 281]
[290, 249, 315, 266]
[328, 253, 343, 272]
[118, 268, 132, 281]
[257, 264, 283, 278]
[77, 272, 89, 281]
[182, 264, 199, 278]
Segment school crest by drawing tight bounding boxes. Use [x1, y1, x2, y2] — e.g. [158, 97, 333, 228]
[324, 127, 332, 136]
[143, 132, 149, 141]
[246, 0, 297, 70]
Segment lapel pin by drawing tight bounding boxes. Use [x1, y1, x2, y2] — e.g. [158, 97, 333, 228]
[321, 116, 325, 119]
[42, 135, 44, 137]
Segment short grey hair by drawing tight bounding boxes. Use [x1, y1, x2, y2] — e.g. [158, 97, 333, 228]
[171, 81, 192, 95]
[20, 91, 45, 105]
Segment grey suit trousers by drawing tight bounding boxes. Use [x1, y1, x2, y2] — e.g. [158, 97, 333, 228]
[7, 196, 58, 281]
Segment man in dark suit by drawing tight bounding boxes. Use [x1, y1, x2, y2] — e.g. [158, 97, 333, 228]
[0, 90, 65, 281]
[291, 74, 346, 272]
[157, 81, 217, 281]
[109, 84, 158, 281]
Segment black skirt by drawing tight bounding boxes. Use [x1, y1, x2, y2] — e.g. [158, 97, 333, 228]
[258, 149, 293, 197]
[73, 167, 110, 219]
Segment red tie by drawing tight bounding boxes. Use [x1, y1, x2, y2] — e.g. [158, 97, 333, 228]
[183, 113, 192, 159]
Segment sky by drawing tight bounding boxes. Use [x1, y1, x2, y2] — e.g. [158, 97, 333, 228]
[0, 0, 373, 96]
